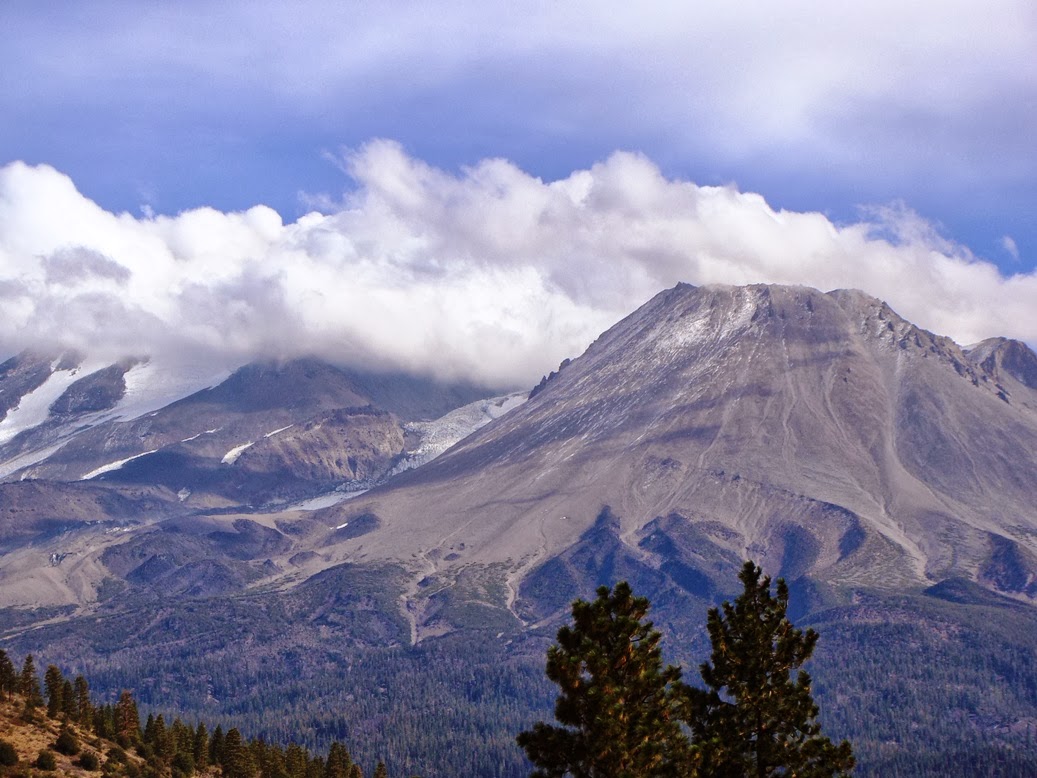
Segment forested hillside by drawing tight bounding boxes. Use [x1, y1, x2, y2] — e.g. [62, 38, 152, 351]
[0, 651, 391, 778]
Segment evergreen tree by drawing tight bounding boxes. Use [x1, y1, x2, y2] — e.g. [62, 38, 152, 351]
[373, 761, 388, 778]
[325, 741, 354, 778]
[44, 665, 65, 718]
[73, 675, 92, 725]
[151, 714, 169, 759]
[115, 689, 141, 746]
[61, 679, 76, 719]
[685, 561, 854, 777]
[19, 655, 43, 710]
[94, 704, 115, 740]
[193, 721, 209, 769]
[209, 724, 226, 768]
[285, 743, 308, 778]
[54, 724, 81, 756]
[223, 728, 257, 778]
[0, 651, 15, 698]
[516, 581, 693, 777]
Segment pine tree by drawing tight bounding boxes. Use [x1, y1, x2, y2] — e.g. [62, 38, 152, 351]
[285, 742, 308, 778]
[223, 728, 257, 778]
[115, 689, 141, 746]
[73, 676, 92, 725]
[516, 581, 693, 777]
[0, 651, 16, 699]
[61, 679, 75, 718]
[685, 561, 854, 777]
[209, 724, 226, 768]
[325, 741, 354, 778]
[19, 655, 43, 710]
[193, 721, 210, 769]
[94, 704, 116, 740]
[373, 761, 388, 778]
[44, 665, 65, 718]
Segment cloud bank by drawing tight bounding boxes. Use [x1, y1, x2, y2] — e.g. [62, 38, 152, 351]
[2, 141, 1035, 389]
[3, 2, 1035, 267]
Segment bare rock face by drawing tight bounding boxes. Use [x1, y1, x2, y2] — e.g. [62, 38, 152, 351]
[331, 284, 1037, 622]
[233, 407, 406, 484]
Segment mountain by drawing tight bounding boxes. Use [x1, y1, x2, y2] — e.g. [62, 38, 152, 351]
[0, 354, 512, 608]
[329, 283, 1037, 621]
[2, 283, 1037, 775]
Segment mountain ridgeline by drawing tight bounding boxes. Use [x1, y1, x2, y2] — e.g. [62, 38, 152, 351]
[2, 283, 1037, 775]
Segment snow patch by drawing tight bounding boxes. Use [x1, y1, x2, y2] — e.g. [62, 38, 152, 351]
[393, 391, 527, 473]
[81, 449, 158, 480]
[182, 427, 222, 442]
[264, 424, 294, 438]
[287, 488, 369, 511]
[113, 360, 231, 422]
[0, 443, 65, 479]
[0, 358, 106, 445]
[651, 290, 756, 358]
[221, 441, 254, 464]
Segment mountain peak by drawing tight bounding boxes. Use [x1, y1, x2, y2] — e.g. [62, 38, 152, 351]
[340, 281, 1037, 609]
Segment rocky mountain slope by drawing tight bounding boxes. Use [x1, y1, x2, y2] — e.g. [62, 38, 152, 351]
[3, 282, 1037, 775]
[0, 354, 509, 608]
[322, 284, 1037, 629]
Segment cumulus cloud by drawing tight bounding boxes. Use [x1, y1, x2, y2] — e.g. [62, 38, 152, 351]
[1, 142, 1036, 388]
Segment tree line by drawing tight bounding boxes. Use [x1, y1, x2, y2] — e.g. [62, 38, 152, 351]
[2, 561, 851, 777]
[0, 650, 391, 778]
[517, 561, 855, 777]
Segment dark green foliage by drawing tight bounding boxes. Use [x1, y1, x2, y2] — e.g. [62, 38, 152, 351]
[374, 761, 388, 778]
[77, 751, 101, 771]
[9, 555, 1037, 776]
[18, 655, 42, 710]
[61, 678, 76, 718]
[517, 582, 692, 777]
[222, 727, 257, 778]
[325, 741, 355, 778]
[0, 739, 18, 766]
[192, 720, 209, 769]
[0, 651, 16, 698]
[171, 749, 195, 776]
[209, 724, 225, 767]
[686, 561, 854, 777]
[54, 725, 81, 756]
[804, 589, 1037, 775]
[74, 675, 92, 725]
[44, 664, 64, 719]
[35, 749, 57, 771]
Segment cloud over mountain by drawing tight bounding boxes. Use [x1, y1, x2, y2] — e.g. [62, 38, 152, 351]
[2, 141, 1035, 388]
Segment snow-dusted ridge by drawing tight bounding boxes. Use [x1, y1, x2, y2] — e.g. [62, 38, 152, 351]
[114, 360, 230, 422]
[81, 449, 159, 480]
[0, 358, 106, 445]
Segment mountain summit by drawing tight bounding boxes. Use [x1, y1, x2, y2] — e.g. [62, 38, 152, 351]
[3, 283, 1037, 775]
[333, 283, 1037, 616]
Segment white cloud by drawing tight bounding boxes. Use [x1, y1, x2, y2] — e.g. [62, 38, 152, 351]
[1002, 235, 1020, 261]
[1, 143, 1036, 388]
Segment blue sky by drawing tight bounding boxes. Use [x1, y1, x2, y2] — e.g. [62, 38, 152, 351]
[1, 2, 1035, 384]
